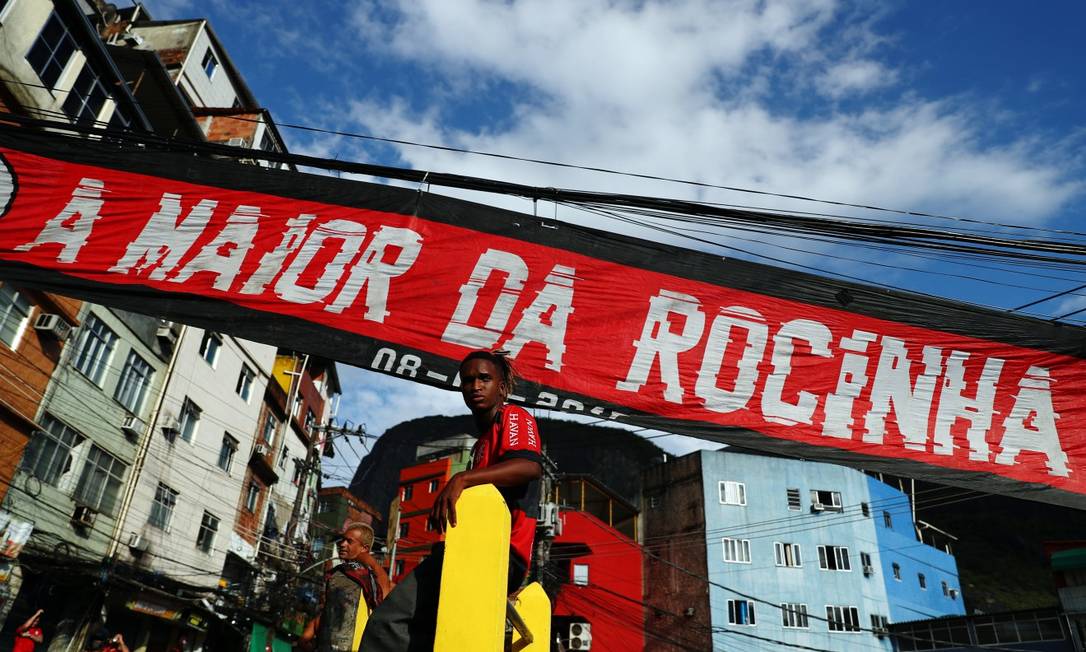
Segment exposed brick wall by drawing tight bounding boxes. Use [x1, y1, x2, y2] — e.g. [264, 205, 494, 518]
[642, 454, 712, 652]
[0, 290, 82, 501]
[203, 112, 259, 145]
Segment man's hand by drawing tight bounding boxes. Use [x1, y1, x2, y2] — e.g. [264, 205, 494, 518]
[429, 473, 467, 534]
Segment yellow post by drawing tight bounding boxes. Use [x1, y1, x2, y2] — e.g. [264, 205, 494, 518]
[433, 485, 510, 652]
[510, 583, 551, 652]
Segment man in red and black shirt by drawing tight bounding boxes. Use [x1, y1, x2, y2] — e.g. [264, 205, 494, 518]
[361, 350, 543, 651]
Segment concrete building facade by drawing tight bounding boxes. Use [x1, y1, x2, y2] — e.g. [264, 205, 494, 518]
[643, 449, 965, 652]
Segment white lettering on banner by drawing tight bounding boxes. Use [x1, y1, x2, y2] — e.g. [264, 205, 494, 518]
[325, 226, 423, 321]
[997, 366, 1069, 476]
[616, 290, 705, 403]
[239, 213, 316, 294]
[822, 330, 878, 439]
[16, 178, 106, 263]
[109, 193, 219, 279]
[933, 351, 1004, 461]
[612, 290, 1069, 478]
[695, 306, 768, 414]
[863, 338, 943, 450]
[171, 205, 261, 291]
[762, 319, 832, 426]
[275, 218, 367, 304]
[503, 265, 577, 371]
[442, 249, 529, 349]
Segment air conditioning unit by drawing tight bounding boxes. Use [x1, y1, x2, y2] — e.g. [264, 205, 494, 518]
[126, 533, 149, 553]
[862, 564, 874, 577]
[227, 137, 246, 147]
[34, 313, 72, 340]
[254, 443, 270, 457]
[873, 626, 889, 638]
[155, 321, 178, 348]
[811, 502, 825, 512]
[568, 622, 591, 650]
[71, 505, 96, 528]
[121, 414, 144, 438]
[160, 416, 180, 440]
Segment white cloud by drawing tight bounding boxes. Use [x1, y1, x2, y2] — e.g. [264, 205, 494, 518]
[816, 59, 897, 97]
[340, 0, 1078, 229]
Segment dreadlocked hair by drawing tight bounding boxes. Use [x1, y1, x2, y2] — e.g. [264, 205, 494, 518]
[460, 349, 518, 396]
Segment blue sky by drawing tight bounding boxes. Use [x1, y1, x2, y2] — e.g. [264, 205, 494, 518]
[144, 0, 1086, 482]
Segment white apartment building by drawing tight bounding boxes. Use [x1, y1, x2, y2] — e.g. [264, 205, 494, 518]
[115, 327, 276, 588]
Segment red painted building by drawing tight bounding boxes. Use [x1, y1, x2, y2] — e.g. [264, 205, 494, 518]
[552, 510, 645, 652]
[389, 434, 476, 581]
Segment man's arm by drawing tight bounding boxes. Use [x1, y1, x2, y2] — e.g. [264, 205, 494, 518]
[429, 458, 541, 533]
[358, 550, 391, 598]
[18, 609, 42, 635]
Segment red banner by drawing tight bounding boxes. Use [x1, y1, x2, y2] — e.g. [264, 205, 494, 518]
[1, 128, 1083, 506]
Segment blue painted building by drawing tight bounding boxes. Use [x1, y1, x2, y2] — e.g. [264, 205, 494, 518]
[642, 449, 965, 651]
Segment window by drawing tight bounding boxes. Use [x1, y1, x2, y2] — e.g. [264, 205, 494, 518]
[402, 484, 413, 500]
[573, 563, 589, 586]
[304, 410, 316, 434]
[781, 603, 809, 629]
[217, 434, 238, 473]
[892, 562, 901, 580]
[786, 488, 801, 511]
[428, 479, 439, 493]
[398, 522, 409, 538]
[259, 130, 279, 153]
[148, 482, 177, 530]
[871, 614, 890, 633]
[810, 490, 843, 511]
[883, 510, 893, 528]
[61, 65, 108, 125]
[74, 444, 126, 515]
[727, 600, 755, 626]
[236, 364, 255, 401]
[774, 542, 802, 567]
[278, 443, 288, 469]
[245, 483, 259, 512]
[0, 284, 32, 348]
[317, 498, 331, 514]
[196, 511, 219, 552]
[918, 573, 927, 589]
[719, 481, 746, 506]
[817, 545, 851, 571]
[291, 459, 304, 485]
[107, 105, 130, 131]
[26, 12, 76, 88]
[72, 314, 117, 385]
[861, 502, 870, 517]
[114, 351, 153, 413]
[201, 48, 218, 79]
[394, 560, 405, 576]
[178, 398, 201, 443]
[261, 413, 278, 444]
[22, 413, 83, 485]
[942, 580, 951, 597]
[826, 605, 861, 632]
[722, 538, 751, 564]
[860, 552, 877, 573]
[199, 331, 222, 366]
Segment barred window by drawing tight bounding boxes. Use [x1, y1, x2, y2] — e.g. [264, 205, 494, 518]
[722, 537, 751, 564]
[114, 350, 153, 414]
[74, 444, 126, 515]
[22, 413, 83, 486]
[72, 314, 117, 385]
[25, 12, 76, 88]
[781, 603, 809, 629]
[196, 511, 219, 552]
[148, 482, 177, 530]
[0, 284, 32, 348]
[826, 605, 861, 632]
